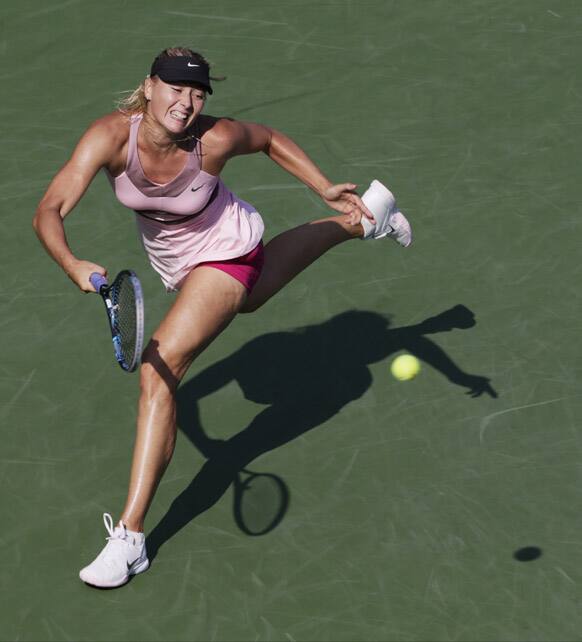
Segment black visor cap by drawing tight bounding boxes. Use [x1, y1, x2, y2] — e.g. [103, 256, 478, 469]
[150, 56, 213, 94]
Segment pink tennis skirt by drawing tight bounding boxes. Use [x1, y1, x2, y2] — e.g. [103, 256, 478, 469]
[197, 241, 264, 293]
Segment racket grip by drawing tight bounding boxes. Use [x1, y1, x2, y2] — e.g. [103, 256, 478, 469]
[90, 272, 108, 292]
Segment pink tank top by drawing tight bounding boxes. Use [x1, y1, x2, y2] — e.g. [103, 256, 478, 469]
[105, 114, 264, 291]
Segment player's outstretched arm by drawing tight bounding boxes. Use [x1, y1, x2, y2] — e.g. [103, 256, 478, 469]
[212, 118, 374, 224]
[266, 126, 374, 223]
[32, 118, 115, 291]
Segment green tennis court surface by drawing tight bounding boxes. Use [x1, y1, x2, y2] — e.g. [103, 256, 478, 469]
[2, 1, 582, 639]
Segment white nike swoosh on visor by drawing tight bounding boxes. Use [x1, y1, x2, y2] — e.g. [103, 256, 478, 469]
[187, 63, 199, 67]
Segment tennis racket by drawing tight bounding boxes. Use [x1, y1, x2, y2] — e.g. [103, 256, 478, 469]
[90, 270, 144, 373]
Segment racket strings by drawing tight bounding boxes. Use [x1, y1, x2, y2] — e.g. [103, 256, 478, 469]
[110, 274, 139, 367]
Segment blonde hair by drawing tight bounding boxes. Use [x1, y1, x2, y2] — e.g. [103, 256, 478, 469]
[117, 47, 222, 115]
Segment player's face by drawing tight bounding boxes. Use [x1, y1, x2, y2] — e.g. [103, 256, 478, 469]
[145, 77, 206, 134]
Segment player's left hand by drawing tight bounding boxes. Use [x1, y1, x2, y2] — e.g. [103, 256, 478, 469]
[321, 183, 375, 226]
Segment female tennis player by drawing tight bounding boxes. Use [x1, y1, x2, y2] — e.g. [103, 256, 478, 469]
[33, 47, 412, 588]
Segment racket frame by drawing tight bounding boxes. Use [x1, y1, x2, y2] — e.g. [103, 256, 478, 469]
[90, 270, 144, 372]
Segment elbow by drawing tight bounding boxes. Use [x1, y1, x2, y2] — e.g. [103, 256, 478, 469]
[32, 200, 62, 236]
[32, 205, 46, 235]
[263, 126, 275, 155]
[32, 206, 51, 239]
[32, 212, 40, 234]
[32, 198, 47, 234]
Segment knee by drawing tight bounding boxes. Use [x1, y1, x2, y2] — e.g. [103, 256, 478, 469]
[140, 343, 182, 398]
[139, 363, 175, 402]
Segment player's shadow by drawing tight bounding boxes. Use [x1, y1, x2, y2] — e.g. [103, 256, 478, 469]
[146, 305, 497, 559]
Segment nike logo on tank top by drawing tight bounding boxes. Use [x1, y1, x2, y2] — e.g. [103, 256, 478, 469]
[105, 114, 264, 291]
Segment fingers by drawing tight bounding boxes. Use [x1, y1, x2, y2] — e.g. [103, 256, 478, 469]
[343, 195, 375, 226]
[68, 261, 108, 293]
[322, 182, 376, 226]
[84, 266, 107, 293]
[347, 193, 375, 223]
[84, 278, 97, 294]
[335, 182, 358, 195]
[357, 197, 375, 223]
[331, 192, 372, 222]
[322, 182, 357, 201]
[345, 209, 363, 227]
[340, 182, 358, 193]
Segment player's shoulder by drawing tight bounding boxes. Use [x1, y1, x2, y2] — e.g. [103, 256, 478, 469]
[199, 115, 242, 146]
[82, 111, 132, 147]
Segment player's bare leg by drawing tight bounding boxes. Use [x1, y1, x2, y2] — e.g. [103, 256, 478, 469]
[242, 180, 412, 313]
[241, 214, 363, 313]
[80, 267, 247, 587]
[120, 267, 248, 532]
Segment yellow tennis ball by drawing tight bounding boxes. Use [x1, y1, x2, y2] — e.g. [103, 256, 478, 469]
[390, 354, 420, 381]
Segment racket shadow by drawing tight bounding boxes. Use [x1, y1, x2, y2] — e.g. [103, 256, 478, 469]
[233, 468, 290, 536]
[146, 304, 497, 560]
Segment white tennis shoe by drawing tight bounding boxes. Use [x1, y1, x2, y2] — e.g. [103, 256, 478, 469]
[79, 513, 149, 588]
[360, 179, 412, 247]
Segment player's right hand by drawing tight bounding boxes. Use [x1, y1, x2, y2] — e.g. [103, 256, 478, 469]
[64, 258, 108, 293]
[321, 183, 376, 226]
